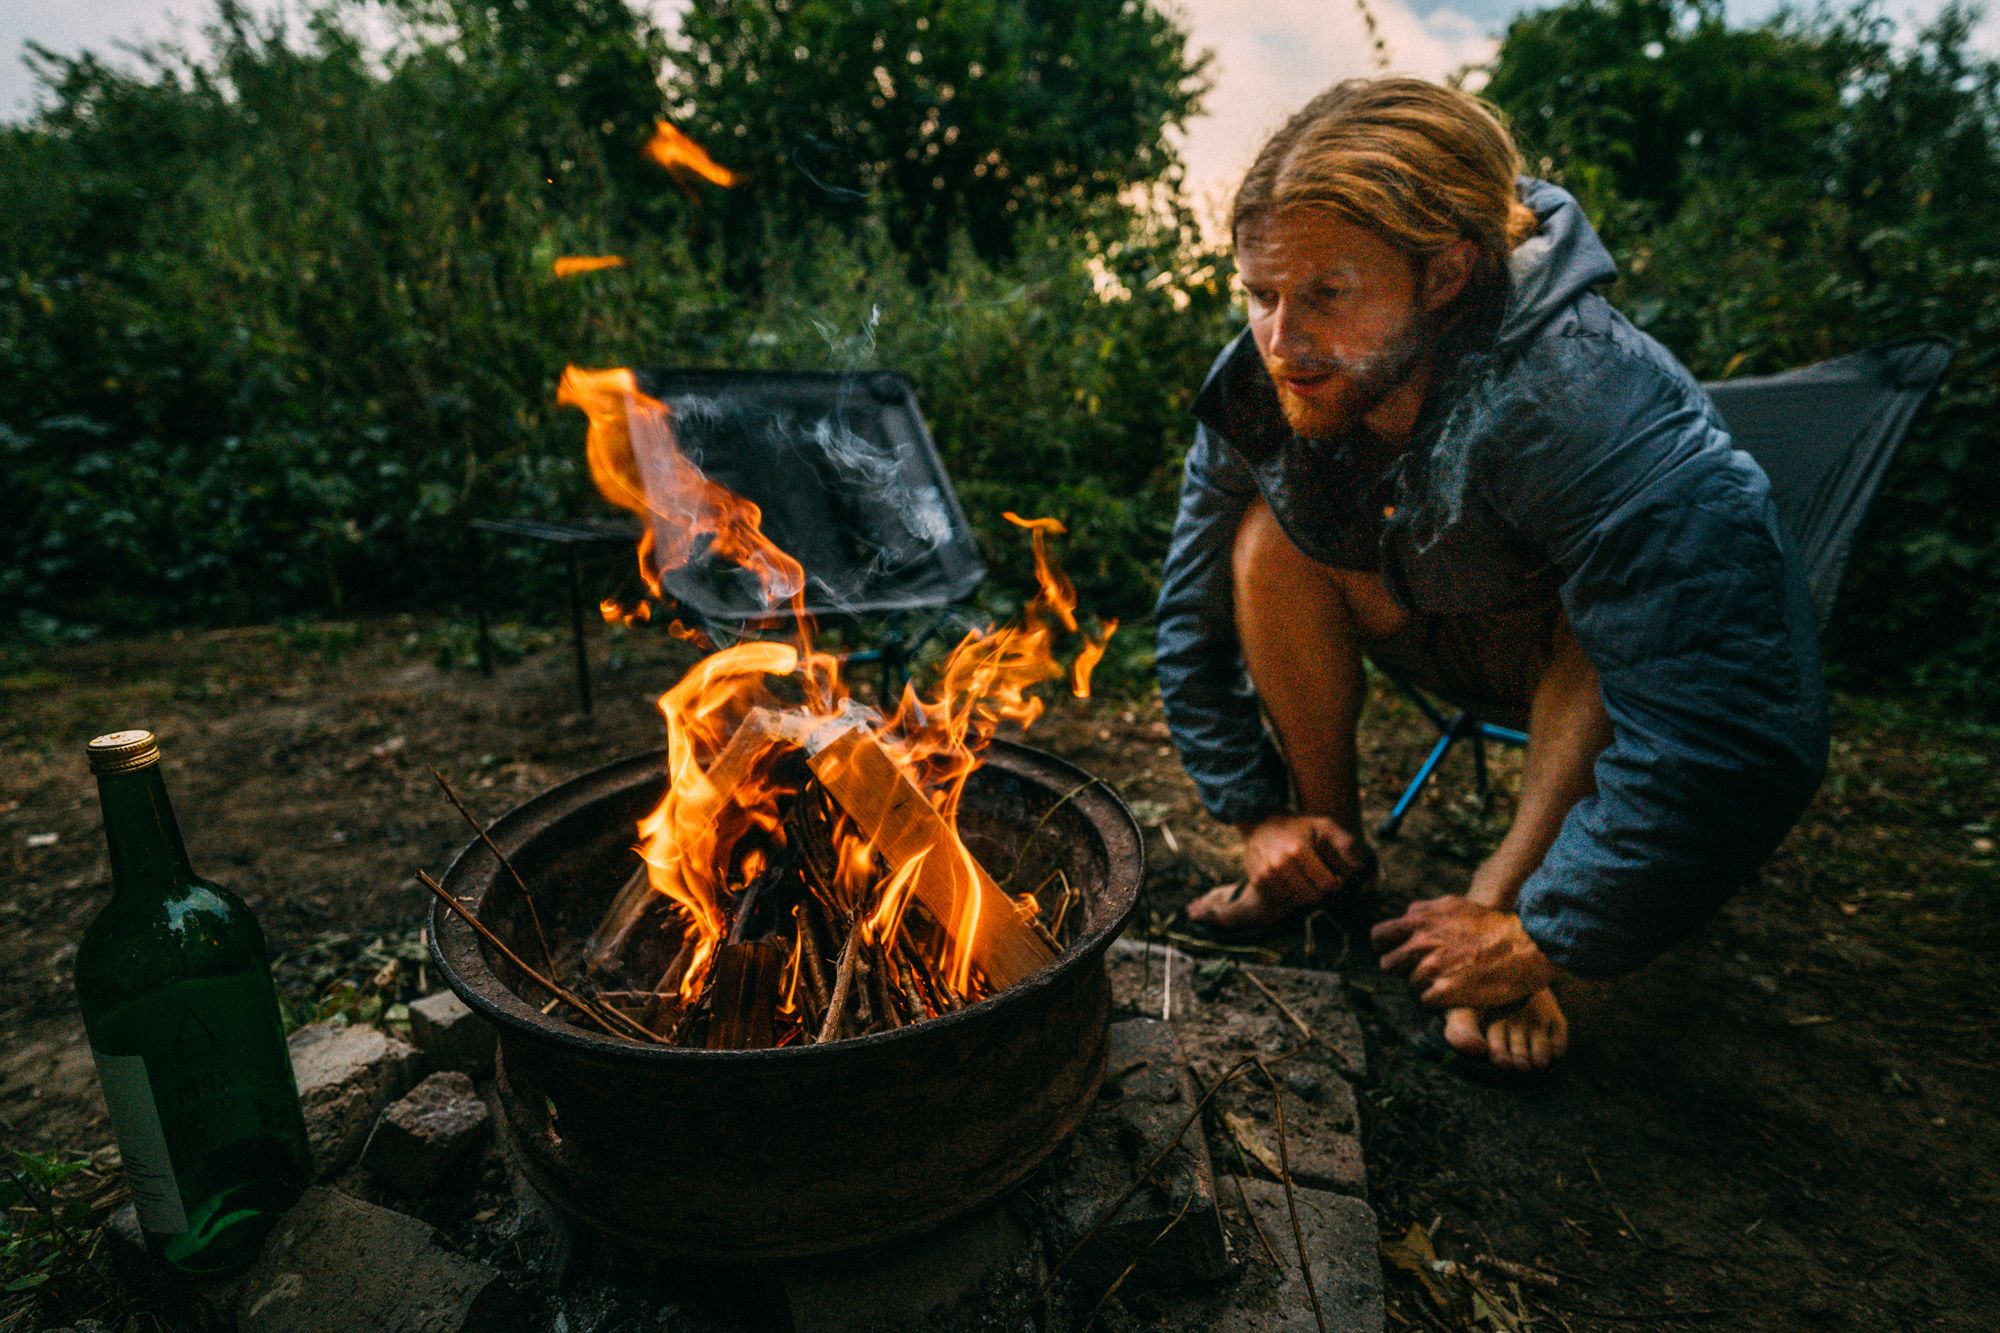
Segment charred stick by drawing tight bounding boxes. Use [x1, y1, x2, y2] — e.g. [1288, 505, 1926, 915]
[900, 974, 937, 1021]
[818, 916, 864, 1044]
[587, 862, 653, 980]
[794, 904, 833, 1023]
[1027, 914, 1063, 959]
[644, 933, 700, 1031]
[1048, 871, 1078, 940]
[863, 940, 902, 1030]
[727, 854, 785, 945]
[429, 765, 560, 979]
[894, 936, 952, 1015]
[415, 871, 663, 1045]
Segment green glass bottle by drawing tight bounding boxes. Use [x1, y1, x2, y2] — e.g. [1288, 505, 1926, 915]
[76, 730, 312, 1276]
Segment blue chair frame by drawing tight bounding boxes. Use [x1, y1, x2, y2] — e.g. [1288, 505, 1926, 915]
[1376, 676, 1527, 840]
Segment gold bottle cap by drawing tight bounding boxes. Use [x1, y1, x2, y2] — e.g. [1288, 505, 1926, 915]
[87, 730, 161, 776]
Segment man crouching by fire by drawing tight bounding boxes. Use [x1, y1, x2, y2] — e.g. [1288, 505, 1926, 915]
[1155, 78, 1827, 1071]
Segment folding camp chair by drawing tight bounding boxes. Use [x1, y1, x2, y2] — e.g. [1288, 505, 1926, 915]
[474, 369, 987, 712]
[1374, 334, 1955, 839]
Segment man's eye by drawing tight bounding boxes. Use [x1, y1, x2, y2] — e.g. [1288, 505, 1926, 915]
[1313, 286, 1347, 304]
[1245, 289, 1275, 307]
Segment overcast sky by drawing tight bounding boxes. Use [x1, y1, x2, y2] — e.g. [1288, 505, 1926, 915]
[5, 0, 1994, 221]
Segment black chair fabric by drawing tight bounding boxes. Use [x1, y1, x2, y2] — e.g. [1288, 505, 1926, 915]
[1705, 335, 1953, 629]
[633, 368, 986, 622]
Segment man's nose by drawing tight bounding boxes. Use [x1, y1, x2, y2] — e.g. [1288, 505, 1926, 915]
[1266, 299, 1318, 364]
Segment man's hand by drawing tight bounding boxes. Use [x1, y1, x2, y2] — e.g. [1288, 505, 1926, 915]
[1371, 896, 1556, 1009]
[1239, 813, 1368, 909]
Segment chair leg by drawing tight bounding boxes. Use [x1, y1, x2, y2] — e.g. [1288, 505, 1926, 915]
[566, 548, 593, 715]
[1471, 733, 1489, 800]
[1377, 730, 1457, 841]
[471, 528, 494, 678]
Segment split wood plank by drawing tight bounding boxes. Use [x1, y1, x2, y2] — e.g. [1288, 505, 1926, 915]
[805, 727, 1055, 989]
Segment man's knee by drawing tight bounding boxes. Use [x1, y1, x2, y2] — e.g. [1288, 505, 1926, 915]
[1232, 497, 1300, 602]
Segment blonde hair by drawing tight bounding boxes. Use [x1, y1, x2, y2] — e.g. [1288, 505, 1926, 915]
[1233, 78, 1540, 300]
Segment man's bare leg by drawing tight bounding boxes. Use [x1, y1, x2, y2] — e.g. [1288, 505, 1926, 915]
[1185, 498, 1392, 930]
[1442, 621, 1613, 1070]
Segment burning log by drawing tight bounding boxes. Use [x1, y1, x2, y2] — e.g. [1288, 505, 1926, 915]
[705, 939, 785, 1050]
[805, 727, 1056, 990]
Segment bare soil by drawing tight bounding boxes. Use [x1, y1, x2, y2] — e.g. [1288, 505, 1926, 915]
[3, 617, 1995, 1330]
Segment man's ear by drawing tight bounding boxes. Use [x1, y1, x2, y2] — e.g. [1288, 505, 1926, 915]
[1420, 240, 1480, 312]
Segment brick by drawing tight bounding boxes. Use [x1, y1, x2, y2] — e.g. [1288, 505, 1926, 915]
[237, 1187, 520, 1333]
[288, 1022, 422, 1178]
[408, 991, 497, 1078]
[361, 1072, 491, 1197]
[1038, 1017, 1230, 1290]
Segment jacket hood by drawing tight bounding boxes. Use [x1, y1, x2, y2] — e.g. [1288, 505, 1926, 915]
[1193, 177, 1618, 447]
[1496, 177, 1618, 352]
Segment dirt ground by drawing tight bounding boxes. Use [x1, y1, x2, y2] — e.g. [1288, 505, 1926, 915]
[3, 616, 1996, 1331]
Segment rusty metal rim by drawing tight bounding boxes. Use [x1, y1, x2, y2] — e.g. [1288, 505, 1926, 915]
[430, 738, 1142, 1064]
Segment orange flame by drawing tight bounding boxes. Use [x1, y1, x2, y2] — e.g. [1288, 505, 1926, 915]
[562, 369, 1096, 1015]
[1072, 619, 1119, 698]
[557, 366, 806, 615]
[554, 255, 627, 278]
[666, 619, 714, 650]
[644, 120, 738, 188]
[600, 596, 652, 626]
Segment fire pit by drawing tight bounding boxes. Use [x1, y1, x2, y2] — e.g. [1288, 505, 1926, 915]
[430, 739, 1141, 1260]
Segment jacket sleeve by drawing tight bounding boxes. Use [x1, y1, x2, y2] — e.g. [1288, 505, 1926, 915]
[1154, 423, 1292, 826]
[1481, 345, 1830, 978]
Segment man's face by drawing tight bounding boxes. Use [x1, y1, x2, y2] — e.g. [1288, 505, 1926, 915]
[1236, 210, 1436, 441]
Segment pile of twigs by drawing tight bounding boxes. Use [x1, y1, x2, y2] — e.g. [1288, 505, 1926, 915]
[416, 762, 1084, 1051]
[583, 776, 1082, 1049]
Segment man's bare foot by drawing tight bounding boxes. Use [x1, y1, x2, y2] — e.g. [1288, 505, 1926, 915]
[1443, 989, 1569, 1072]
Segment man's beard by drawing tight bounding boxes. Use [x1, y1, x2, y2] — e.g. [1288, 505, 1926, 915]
[1268, 306, 1440, 441]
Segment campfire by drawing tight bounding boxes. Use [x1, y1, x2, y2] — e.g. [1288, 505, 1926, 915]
[449, 366, 1115, 1051]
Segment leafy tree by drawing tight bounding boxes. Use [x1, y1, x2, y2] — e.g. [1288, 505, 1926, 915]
[666, 0, 1210, 271]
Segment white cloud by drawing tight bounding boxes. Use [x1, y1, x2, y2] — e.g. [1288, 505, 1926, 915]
[1168, 0, 1501, 235]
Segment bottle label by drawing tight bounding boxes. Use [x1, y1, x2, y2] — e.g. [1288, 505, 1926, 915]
[90, 1050, 190, 1234]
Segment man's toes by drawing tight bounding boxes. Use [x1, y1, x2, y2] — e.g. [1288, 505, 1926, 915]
[1486, 1021, 1513, 1070]
[1444, 1007, 1485, 1057]
[1527, 1025, 1551, 1070]
[1507, 1023, 1534, 1071]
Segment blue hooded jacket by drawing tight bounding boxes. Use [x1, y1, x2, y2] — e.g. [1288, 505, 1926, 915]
[1154, 179, 1829, 978]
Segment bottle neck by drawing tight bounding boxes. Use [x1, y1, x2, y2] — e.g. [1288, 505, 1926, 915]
[96, 763, 194, 899]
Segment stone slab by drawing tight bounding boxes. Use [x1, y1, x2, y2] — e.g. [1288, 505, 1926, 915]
[1106, 942, 1366, 1080]
[1107, 942, 1369, 1197]
[288, 1021, 422, 1178]
[1037, 1017, 1230, 1291]
[361, 1071, 491, 1196]
[408, 990, 498, 1077]
[237, 1187, 520, 1333]
[1201, 1180, 1385, 1332]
